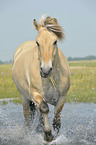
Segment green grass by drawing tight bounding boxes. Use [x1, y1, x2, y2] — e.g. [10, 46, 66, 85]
[67, 67, 96, 103]
[0, 64, 20, 99]
[0, 61, 96, 103]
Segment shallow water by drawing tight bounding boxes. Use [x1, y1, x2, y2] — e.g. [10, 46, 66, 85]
[0, 100, 96, 145]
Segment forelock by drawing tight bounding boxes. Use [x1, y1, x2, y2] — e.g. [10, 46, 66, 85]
[40, 15, 65, 40]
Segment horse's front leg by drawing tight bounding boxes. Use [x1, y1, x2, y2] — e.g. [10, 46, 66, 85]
[32, 92, 54, 142]
[52, 95, 66, 133]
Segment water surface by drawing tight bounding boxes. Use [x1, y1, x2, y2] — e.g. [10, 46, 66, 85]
[0, 100, 96, 145]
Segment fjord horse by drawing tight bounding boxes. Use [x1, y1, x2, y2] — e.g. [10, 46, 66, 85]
[12, 16, 70, 142]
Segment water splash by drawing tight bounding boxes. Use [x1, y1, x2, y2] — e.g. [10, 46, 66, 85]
[0, 101, 96, 145]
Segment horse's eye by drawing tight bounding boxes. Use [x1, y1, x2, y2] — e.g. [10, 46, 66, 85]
[36, 41, 40, 47]
[54, 40, 57, 45]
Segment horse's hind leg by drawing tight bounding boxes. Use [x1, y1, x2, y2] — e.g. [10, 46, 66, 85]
[29, 101, 36, 121]
[52, 95, 66, 133]
[21, 96, 35, 125]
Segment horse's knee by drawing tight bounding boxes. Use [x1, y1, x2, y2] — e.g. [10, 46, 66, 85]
[39, 101, 49, 114]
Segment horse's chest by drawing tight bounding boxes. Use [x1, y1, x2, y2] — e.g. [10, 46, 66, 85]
[42, 81, 59, 106]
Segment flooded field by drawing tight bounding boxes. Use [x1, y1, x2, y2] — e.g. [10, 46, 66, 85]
[0, 100, 96, 145]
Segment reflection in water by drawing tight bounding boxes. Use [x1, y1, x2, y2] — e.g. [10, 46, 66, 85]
[0, 101, 96, 145]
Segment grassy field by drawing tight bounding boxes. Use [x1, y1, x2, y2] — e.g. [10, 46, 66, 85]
[0, 60, 96, 103]
[0, 64, 20, 103]
[67, 63, 96, 103]
[69, 60, 96, 67]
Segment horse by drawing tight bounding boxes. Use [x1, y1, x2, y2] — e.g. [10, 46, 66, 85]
[12, 15, 70, 142]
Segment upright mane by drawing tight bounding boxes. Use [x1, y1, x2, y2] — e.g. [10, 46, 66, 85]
[40, 15, 64, 40]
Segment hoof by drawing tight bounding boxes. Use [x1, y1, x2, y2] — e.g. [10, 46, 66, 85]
[44, 130, 54, 142]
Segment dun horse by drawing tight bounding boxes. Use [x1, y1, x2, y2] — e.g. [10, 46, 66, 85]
[12, 16, 70, 142]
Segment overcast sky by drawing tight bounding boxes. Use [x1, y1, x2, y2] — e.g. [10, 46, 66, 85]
[0, 0, 96, 61]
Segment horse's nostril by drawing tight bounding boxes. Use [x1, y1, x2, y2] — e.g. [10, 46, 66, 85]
[40, 66, 53, 78]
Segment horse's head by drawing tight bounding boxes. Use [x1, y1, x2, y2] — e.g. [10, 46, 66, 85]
[33, 16, 64, 78]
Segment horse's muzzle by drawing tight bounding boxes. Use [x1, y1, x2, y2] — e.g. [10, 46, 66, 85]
[40, 67, 52, 78]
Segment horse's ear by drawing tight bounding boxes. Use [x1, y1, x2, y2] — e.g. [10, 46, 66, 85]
[33, 19, 41, 31]
[53, 18, 58, 24]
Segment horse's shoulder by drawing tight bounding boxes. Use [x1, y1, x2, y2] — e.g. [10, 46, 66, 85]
[15, 41, 36, 54]
[13, 41, 37, 63]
